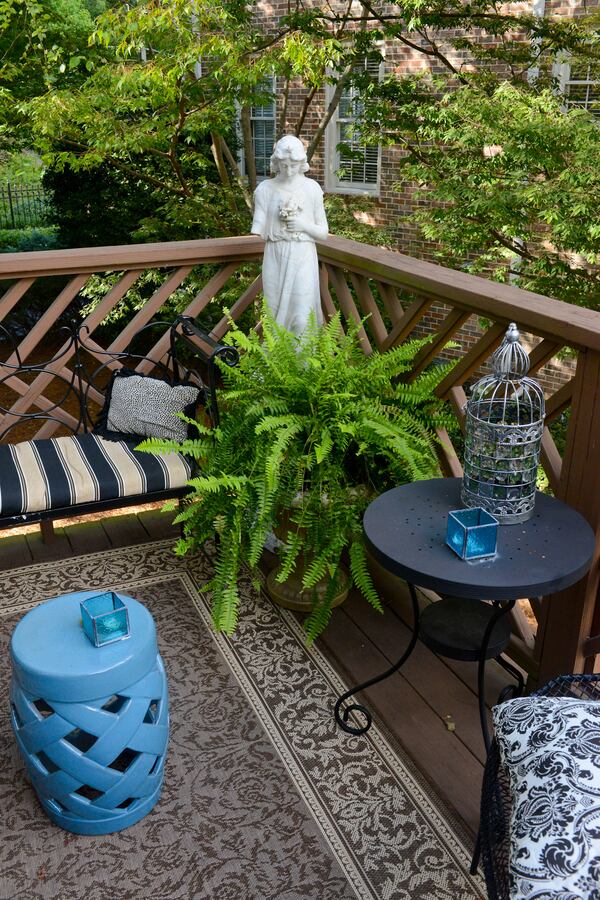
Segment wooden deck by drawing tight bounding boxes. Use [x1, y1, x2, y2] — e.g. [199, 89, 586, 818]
[0, 510, 518, 840]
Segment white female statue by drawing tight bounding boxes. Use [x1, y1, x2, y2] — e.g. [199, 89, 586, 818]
[251, 135, 328, 337]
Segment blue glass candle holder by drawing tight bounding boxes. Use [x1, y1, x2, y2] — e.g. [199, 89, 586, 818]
[446, 508, 498, 560]
[80, 592, 130, 647]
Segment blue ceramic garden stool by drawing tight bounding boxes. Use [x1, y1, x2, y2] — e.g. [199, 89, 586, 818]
[9, 591, 169, 835]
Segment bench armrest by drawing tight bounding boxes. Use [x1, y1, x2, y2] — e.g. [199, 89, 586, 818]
[170, 316, 240, 427]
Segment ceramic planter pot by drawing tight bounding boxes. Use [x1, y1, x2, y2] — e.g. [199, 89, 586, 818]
[266, 556, 351, 612]
[266, 505, 351, 612]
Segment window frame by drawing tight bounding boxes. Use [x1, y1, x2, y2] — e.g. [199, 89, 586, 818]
[324, 55, 384, 197]
[238, 76, 277, 182]
[554, 57, 600, 118]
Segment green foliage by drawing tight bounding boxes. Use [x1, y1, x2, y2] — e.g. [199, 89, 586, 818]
[0, 224, 60, 252]
[0, 0, 105, 155]
[2, 0, 599, 308]
[14, 0, 350, 244]
[361, 77, 600, 307]
[42, 162, 159, 248]
[0, 150, 44, 183]
[139, 306, 451, 641]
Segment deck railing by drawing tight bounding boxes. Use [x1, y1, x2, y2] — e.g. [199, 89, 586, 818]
[1, 233, 599, 684]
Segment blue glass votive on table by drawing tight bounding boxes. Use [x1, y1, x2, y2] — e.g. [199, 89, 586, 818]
[446, 508, 499, 560]
[81, 591, 130, 646]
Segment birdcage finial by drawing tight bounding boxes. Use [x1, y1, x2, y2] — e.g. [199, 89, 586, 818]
[491, 323, 530, 379]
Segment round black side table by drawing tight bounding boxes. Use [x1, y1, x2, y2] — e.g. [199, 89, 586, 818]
[334, 478, 595, 751]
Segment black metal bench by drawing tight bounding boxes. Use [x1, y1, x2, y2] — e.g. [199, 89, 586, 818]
[0, 314, 238, 535]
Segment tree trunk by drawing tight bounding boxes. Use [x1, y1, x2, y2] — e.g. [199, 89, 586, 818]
[240, 107, 257, 192]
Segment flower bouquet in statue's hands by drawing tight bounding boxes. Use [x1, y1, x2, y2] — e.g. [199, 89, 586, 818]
[279, 196, 304, 239]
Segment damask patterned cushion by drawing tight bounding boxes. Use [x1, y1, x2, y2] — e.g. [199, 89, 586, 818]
[493, 696, 600, 900]
[97, 370, 200, 442]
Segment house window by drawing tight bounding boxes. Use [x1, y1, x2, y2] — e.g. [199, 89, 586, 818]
[325, 55, 383, 196]
[558, 59, 600, 118]
[240, 76, 276, 180]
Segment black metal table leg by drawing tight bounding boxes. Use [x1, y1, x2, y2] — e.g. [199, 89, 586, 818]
[496, 654, 526, 704]
[476, 598, 517, 753]
[471, 598, 517, 876]
[334, 582, 421, 735]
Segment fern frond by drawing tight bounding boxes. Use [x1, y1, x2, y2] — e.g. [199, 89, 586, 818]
[276, 529, 304, 582]
[255, 414, 304, 435]
[301, 548, 332, 588]
[349, 541, 383, 612]
[303, 567, 345, 645]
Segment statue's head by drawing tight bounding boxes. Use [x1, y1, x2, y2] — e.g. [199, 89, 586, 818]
[270, 135, 309, 174]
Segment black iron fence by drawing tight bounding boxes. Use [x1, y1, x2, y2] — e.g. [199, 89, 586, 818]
[0, 182, 49, 229]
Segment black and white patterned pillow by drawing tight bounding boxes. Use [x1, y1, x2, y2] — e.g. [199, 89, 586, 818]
[493, 696, 600, 900]
[96, 371, 200, 442]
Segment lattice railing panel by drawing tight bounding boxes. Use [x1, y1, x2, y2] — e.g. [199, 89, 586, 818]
[0, 238, 263, 442]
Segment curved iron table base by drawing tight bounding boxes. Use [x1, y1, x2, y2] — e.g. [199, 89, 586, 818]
[334, 583, 421, 735]
[476, 598, 517, 753]
[333, 591, 523, 753]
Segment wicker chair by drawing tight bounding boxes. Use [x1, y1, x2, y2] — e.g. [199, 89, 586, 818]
[479, 673, 600, 900]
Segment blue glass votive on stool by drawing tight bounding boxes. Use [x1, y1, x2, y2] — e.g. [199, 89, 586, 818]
[446, 507, 499, 560]
[81, 591, 130, 646]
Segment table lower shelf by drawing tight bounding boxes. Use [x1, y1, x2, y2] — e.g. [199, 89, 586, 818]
[419, 597, 512, 662]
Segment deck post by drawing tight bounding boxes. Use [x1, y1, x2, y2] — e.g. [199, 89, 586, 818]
[537, 348, 600, 682]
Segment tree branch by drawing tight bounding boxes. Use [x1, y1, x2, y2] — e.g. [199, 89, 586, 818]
[168, 93, 192, 196]
[415, 27, 470, 85]
[210, 131, 230, 187]
[239, 105, 256, 192]
[277, 75, 291, 138]
[294, 84, 318, 138]
[220, 136, 253, 211]
[306, 65, 352, 162]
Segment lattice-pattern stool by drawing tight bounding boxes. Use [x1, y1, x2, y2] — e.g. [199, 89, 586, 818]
[10, 591, 169, 835]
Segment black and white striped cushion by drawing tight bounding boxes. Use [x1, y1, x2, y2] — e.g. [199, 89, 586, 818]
[0, 433, 192, 515]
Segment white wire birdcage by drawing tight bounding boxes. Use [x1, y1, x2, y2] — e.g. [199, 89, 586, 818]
[461, 323, 545, 525]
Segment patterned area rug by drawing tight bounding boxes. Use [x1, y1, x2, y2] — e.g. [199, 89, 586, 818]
[0, 541, 484, 900]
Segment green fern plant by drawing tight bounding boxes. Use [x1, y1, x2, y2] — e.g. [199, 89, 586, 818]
[139, 307, 452, 642]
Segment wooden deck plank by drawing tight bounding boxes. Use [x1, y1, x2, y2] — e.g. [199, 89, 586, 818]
[137, 508, 179, 540]
[26, 527, 71, 563]
[317, 605, 483, 835]
[342, 590, 490, 764]
[0, 534, 32, 569]
[100, 514, 151, 547]
[63, 520, 112, 555]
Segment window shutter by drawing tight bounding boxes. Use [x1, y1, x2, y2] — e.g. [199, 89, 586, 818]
[334, 55, 382, 191]
[251, 76, 276, 177]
